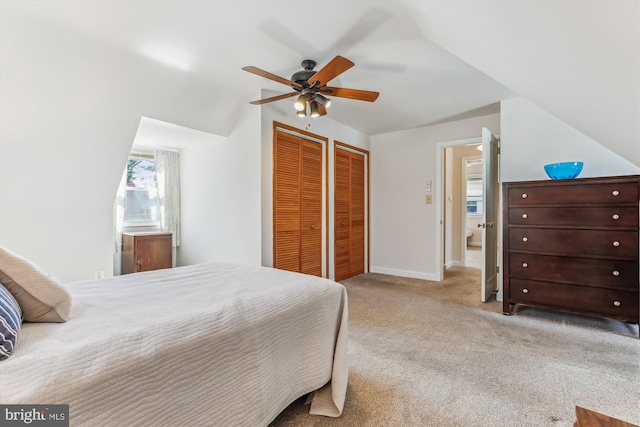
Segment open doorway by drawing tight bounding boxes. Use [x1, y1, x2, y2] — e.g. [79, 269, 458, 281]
[440, 143, 484, 273]
[463, 155, 483, 269]
[435, 129, 500, 302]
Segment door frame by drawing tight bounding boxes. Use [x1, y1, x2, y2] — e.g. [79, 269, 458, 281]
[333, 140, 370, 280]
[435, 134, 501, 298]
[435, 137, 480, 281]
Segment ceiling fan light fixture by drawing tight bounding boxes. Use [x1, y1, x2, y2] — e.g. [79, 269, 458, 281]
[294, 95, 307, 111]
[243, 56, 379, 118]
[309, 101, 320, 118]
[314, 94, 331, 108]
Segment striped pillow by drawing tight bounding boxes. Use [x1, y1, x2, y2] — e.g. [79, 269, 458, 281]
[0, 282, 22, 360]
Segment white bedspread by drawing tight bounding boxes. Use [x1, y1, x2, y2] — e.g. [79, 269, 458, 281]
[0, 262, 348, 426]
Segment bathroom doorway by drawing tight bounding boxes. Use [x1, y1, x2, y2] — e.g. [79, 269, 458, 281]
[463, 155, 483, 269]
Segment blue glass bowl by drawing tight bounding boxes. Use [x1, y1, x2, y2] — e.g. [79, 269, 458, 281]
[544, 162, 584, 180]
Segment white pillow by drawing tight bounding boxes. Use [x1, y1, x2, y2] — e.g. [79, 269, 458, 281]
[0, 246, 72, 322]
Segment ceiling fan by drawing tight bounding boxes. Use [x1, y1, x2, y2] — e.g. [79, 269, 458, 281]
[242, 55, 379, 118]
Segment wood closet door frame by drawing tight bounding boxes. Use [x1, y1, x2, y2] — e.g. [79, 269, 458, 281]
[272, 122, 329, 277]
[334, 141, 369, 281]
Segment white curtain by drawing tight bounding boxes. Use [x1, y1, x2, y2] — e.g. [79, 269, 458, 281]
[113, 169, 127, 252]
[155, 150, 181, 247]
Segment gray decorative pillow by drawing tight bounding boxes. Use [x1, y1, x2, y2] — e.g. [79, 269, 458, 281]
[0, 246, 72, 322]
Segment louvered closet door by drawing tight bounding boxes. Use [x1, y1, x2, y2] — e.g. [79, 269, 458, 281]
[300, 140, 322, 276]
[350, 153, 365, 276]
[334, 150, 351, 281]
[334, 148, 365, 281]
[274, 132, 301, 272]
[274, 131, 322, 276]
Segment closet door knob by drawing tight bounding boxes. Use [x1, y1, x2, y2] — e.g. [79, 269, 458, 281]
[309, 224, 315, 230]
[612, 270, 620, 277]
[612, 190, 620, 196]
[613, 301, 621, 307]
[612, 214, 620, 220]
[341, 222, 346, 227]
[612, 241, 620, 247]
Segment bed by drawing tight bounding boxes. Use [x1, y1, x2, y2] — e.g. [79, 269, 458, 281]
[0, 261, 348, 426]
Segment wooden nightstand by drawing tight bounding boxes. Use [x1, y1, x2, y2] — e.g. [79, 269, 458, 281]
[121, 232, 172, 274]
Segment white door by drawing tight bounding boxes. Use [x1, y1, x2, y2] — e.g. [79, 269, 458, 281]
[481, 128, 499, 302]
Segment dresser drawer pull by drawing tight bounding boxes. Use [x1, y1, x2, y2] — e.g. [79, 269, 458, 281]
[521, 193, 528, 199]
[612, 214, 620, 220]
[522, 213, 528, 219]
[522, 262, 528, 268]
[612, 241, 620, 247]
[522, 237, 528, 242]
[522, 288, 529, 294]
[613, 300, 621, 307]
[612, 190, 619, 196]
[612, 270, 620, 277]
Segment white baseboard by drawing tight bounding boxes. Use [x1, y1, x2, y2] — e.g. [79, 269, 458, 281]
[445, 260, 464, 269]
[369, 266, 439, 281]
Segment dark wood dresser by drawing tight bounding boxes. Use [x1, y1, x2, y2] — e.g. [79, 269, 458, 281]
[502, 175, 639, 329]
[122, 232, 173, 274]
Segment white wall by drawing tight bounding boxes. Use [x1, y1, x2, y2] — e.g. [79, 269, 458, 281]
[370, 114, 501, 280]
[500, 98, 640, 182]
[130, 117, 262, 269]
[0, 8, 259, 283]
[178, 108, 262, 267]
[259, 94, 370, 279]
[369, 98, 638, 284]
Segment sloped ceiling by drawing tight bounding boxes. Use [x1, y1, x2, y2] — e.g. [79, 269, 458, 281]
[1, 0, 637, 164]
[412, 1, 639, 165]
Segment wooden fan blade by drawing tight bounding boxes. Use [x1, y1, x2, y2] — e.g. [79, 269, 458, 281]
[242, 66, 302, 89]
[322, 86, 379, 102]
[249, 92, 299, 105]
[307, 56, 354, 87]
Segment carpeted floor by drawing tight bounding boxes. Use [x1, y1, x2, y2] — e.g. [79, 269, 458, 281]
[269, 268, 640, 427]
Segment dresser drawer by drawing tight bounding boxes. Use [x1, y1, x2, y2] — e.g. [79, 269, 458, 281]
[509, 253, 639, 291]
[509, 278, 639, 320]
[509, 228, 639, 259]
[508, 206, 638, 228]
[508, 182, 638, 206]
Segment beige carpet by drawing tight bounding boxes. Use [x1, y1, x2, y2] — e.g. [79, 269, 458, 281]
[270, 267, 640, 427]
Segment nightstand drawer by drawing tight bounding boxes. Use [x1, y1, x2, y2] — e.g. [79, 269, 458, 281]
[509, 228, 638, 259]
[510, 278, 639, 320]
[508, 182, 638, 206]
[509, 253, 639, 291]
[508, 206, 638, 228]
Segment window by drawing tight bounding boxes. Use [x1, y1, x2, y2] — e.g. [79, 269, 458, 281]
[466, 176, 483, 214]
[123, 154, 160, 228]
[114, 148, 181, 250]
